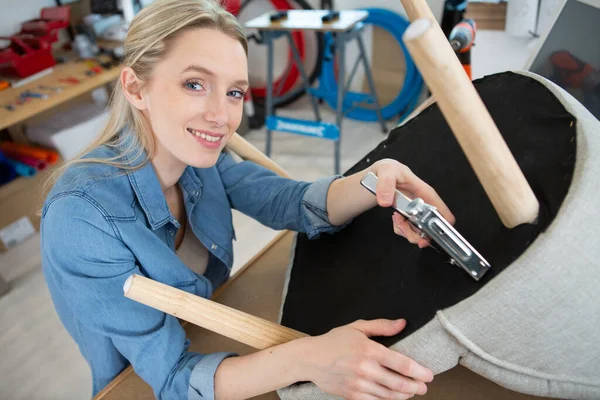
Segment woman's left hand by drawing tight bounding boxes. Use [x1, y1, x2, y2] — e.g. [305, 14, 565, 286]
[370, 159, 456, 248]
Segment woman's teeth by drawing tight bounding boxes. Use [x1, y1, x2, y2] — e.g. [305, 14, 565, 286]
[188, 128, 221, 142]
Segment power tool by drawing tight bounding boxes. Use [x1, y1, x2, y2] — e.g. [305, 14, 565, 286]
[449, 18, 476, 79]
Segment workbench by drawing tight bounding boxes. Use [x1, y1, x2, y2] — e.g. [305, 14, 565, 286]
[0, 57, 121, 140]
[94, 231, 548, 400]
[244, 10, 387, 175]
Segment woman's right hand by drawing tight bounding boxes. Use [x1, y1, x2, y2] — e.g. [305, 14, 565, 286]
[300, 318, 433, 400]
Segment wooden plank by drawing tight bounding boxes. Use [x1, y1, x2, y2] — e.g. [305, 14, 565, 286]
[244, 10, 368, 32]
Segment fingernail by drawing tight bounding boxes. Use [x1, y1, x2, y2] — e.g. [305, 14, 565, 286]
[426, 370, 434, 382]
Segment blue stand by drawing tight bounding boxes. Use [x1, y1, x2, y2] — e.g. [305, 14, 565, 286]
[260, 17, 387, 175]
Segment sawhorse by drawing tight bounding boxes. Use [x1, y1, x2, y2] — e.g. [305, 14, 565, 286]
[245, 10, 387, 175]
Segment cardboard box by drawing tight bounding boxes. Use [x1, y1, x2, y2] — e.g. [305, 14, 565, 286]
[26, 101, 108, 161]
[0, 161, 57, 251]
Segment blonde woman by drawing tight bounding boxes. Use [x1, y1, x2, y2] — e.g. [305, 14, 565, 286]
[41, 1, 454, 399]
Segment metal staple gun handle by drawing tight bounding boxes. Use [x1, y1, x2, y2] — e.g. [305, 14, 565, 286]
[360, 171, 491, 281]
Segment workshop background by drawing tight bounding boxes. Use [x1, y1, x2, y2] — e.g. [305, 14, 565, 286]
[0, 0, 597, 398]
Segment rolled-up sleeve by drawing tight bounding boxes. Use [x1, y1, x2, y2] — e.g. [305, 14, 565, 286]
[41, 195, 237, 399]
[301, 175, 351, 238]
[188, 352, 237, 399]
[216, 151, 348, 238]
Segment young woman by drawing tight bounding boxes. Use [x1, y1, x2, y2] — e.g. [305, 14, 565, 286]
[41, 1, 455, 399]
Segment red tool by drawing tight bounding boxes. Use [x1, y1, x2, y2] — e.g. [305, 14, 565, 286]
[60, 76, 80, 84]
[0, 35, 56, 78]
[220, 0, 241, 15]
[20, 6, 71, 44]
[448, 18, 476, 79]
[547, 50, 595, 89]
[0, 6, 70, 79]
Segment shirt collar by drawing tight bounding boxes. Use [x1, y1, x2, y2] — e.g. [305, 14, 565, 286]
[118, 129, 203, 230]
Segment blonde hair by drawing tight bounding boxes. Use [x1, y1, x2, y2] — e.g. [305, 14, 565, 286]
[45, 0, 247, 191]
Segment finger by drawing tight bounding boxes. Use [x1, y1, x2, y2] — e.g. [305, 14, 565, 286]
[405, 223, 431, 248]
[351, 393, 380, 400]
[356, 379, 413, 400]
[392, 213, 406, 238]
[371, 364, 428, 396]
[378, 347, 434, 383]
[393, 213, 418, 242]
[352, 319, 406, 337]
[396, 171, 456, 225]
[395, 218, 421, 245]
[375, 171, 397, 207]
[394, 214, 430, 249]
[417, 238, 430, 249]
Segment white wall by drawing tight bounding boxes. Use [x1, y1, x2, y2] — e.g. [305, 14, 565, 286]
[305, 0, 444, 21]
[0, 0, 57, 37]
[506, 0, 568, 38]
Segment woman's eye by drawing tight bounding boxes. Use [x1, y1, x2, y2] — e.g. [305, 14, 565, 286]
[184, 80, 204, 91]
[228, 90, 245, 99]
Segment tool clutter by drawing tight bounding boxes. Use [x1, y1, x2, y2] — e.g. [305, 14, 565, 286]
[0, 6, 71, 78]
[0, 141, 60, 184]
[1, 55, 118, 113]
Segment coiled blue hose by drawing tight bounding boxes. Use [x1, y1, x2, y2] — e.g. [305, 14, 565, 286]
[318, 8, 423, 122]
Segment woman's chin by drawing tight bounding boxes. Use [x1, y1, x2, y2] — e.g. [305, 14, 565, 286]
[183, 153, 221, 169]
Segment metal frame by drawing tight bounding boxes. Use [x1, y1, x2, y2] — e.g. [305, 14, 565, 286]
[262, 21, 387, 175]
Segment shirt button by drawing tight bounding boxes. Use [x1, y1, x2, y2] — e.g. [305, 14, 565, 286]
[211, 244, 218, 250]
[193, 190, 199, 197]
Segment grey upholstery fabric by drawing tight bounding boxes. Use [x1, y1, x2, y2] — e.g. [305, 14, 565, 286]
[277, 71, 600, 400]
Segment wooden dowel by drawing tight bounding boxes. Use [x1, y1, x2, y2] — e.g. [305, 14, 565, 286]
[399, 0, 437, 21]
[123, 274, 308, 349]
[227, 133, 292, 179]
[402, 18, 539, 228]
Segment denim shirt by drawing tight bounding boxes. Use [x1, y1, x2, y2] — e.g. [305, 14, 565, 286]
[40, 142, 346, 399]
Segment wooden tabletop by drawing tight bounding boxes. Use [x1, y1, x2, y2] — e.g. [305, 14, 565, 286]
[244, 10, 368, 32]
[0, 59, 121, 131]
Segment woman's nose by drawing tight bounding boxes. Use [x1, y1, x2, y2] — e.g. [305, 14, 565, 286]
[204, 94, 228, 127]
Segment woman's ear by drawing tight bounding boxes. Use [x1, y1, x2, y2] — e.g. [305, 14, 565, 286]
[121, 67, 147, 110]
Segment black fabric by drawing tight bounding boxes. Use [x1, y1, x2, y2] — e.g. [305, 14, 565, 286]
[280, 72, 577, 346]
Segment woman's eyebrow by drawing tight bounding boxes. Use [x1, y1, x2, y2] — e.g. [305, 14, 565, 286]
[181, 64, 249, 87]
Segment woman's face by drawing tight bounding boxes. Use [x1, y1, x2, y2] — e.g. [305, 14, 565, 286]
[141, 28, 248, 169]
